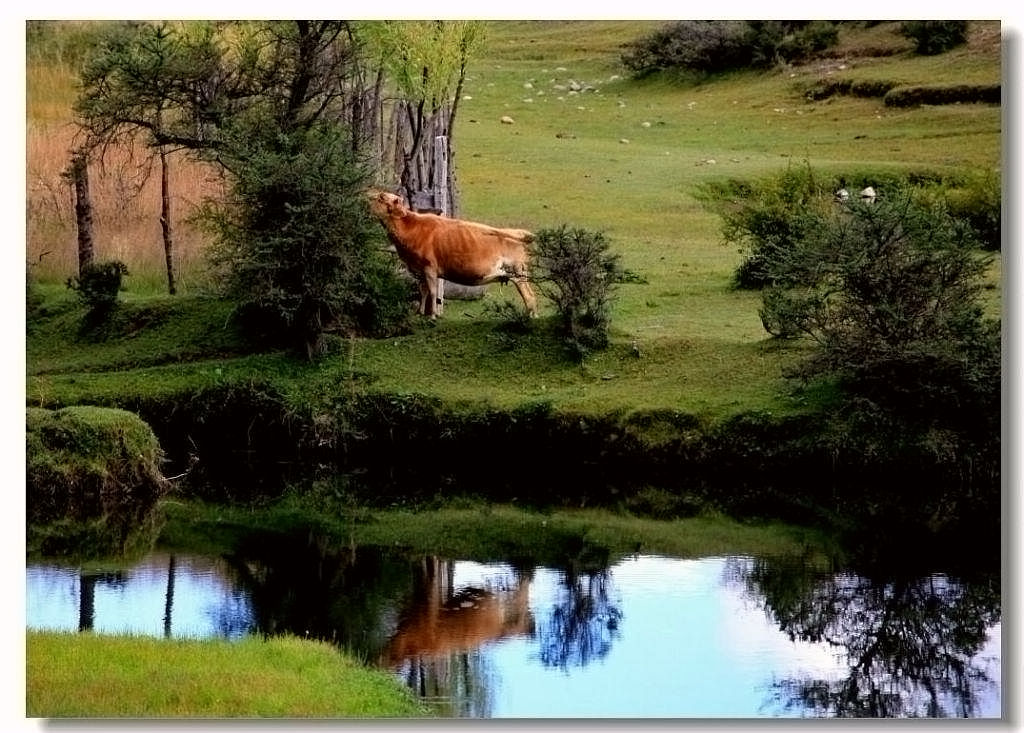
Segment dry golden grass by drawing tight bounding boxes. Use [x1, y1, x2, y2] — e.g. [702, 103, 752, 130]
[26, 62, 224, 291]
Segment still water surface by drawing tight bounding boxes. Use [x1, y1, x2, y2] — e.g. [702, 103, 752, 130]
[26, 550, 1001, 718]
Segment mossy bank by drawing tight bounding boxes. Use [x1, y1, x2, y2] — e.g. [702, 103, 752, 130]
[28, 366, 999, 556]
[26, 405, 170, 556]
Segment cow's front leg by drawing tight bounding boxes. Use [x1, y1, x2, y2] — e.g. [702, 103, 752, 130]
[417, 279, 430, 315]
[436, 278, 445, 316]
[423, 268, 441, 319]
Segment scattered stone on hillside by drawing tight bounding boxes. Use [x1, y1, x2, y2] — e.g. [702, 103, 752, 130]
[500, 115, 515, 125]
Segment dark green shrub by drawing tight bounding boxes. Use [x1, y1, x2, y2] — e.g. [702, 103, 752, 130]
[622, 20, 751, 76]
[898, 20, 968, 55]
[777, 21, 839, 63]
[850, 79, 901, 97]
[622, 20, 840, 77]
[715, 164, 835, 289]
[66, 260, 129, 313]
[759, 192, 997, 428]
[803, 78, 852, 101]
[807, 78, 900, 101]
[943, 171, 1001, 251]
[204, 119, 410, 358]
[533, 226, 622, 360]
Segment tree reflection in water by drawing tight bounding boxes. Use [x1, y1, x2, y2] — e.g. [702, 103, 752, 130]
[736, 557, 1001, 717]
[535, 566, 622, 670]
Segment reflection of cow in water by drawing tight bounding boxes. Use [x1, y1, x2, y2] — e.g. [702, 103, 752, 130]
[382, 556, 533, 668]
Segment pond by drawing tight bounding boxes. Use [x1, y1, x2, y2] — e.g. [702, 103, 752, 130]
[27, 543, 1002, 718]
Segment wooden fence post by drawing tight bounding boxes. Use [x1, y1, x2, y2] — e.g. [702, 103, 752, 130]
[432, 134, 450, 216]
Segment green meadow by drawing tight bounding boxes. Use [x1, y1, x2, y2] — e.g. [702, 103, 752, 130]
[27, 21, 1001, 420]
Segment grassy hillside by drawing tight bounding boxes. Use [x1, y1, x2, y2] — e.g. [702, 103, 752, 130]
[25, 21, 1002, 420]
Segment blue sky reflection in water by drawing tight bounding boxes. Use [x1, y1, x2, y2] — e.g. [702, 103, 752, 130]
[25, 553, 1001, 718]
[26, 555, 254, 639]
[483, 557, 852, 717]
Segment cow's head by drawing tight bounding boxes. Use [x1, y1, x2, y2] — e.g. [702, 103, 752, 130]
[366, 188, 407, 220]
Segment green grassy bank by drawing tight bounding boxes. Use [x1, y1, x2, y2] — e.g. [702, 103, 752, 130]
[27, 631, 429, 718]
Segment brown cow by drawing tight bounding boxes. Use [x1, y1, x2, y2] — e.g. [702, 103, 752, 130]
[367, 190, 538, 319]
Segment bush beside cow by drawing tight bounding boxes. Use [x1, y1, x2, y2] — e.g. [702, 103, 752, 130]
[367, 189, 538, 319]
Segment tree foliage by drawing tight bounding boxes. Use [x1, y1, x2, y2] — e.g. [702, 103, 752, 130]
[363, 21, 483, 113]
[360, 21, 485, 210]
[75, 21, 369, 154]
[73, 21, 415, 352]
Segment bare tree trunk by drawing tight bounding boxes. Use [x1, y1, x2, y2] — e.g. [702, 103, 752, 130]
[446, 60, 468, 218]
[159, 146, 176, 295]
[69, 150, 94, 273]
